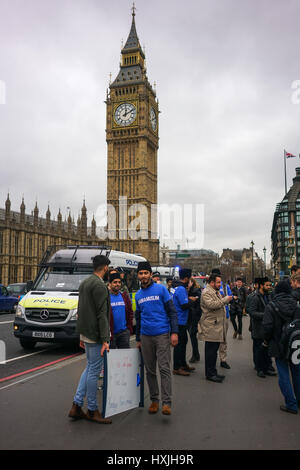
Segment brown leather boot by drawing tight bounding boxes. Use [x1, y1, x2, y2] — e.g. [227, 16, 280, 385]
[173, 368, 190, 376]
[68, 402, 87, 420]
[148, 402, 159, 414]
[183, 365, 196, 372]
[86, 409, 112, 424]
[162, 404, 171, 415]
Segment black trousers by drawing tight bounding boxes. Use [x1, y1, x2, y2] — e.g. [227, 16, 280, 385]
[230, 312, 243, 335]
[173, 325, 188, 370]
[252, 339, 271, 373]
[205, 341, 220, 378]
[187, 316, 200, 360]
[110, 329, 130, 349]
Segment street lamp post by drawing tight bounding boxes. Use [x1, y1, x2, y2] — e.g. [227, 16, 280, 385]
[263, 246, 267, 277]
[251, 240, 255, 283]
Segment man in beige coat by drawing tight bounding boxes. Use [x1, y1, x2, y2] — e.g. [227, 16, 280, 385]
[199, 273, 232, 382]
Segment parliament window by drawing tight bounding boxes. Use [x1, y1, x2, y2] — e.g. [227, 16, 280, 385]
[15, 234, 19, 255]
[29, 238, 32, 257]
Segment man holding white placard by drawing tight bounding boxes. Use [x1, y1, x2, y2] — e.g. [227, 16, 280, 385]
[68, 255, 112, 424]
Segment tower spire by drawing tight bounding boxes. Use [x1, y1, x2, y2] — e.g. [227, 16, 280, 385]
[122, 3, 141, 51]
[131, 2, 136, 17]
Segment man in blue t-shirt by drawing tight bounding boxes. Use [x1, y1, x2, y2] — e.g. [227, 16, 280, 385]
[173, 268, 197, 376]
[109, 272, 133, 349]
[135, 261, 178, 416]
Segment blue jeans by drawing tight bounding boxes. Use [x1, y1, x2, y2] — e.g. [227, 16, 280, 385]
[275, 358, 300, 411]
[74, 342, 103, 411]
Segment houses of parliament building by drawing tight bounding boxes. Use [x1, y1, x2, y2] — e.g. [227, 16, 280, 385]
[0, 7, 160, 285]
[0, 195, 98, 285]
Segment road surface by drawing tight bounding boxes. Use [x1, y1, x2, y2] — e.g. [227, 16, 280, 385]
[0, 314, 299, 450]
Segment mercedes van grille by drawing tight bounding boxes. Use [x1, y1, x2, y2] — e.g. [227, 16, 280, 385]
[25, 308, 69, 323]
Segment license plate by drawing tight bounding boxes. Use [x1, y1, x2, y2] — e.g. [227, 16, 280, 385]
[32, 331, 55, 339]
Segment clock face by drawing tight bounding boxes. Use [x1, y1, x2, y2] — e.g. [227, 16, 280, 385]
[114, 102, 137, 126]
[150, 107, 157, 131]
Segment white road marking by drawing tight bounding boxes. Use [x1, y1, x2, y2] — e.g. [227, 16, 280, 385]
[0, 321, 14, 325]
[0, 354, 85, 391]
[2, 348, 52, 364]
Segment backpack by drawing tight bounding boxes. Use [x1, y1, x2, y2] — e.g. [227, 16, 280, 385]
[269, 300, 300, 363]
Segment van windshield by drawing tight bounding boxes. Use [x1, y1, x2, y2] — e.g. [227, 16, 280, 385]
[35, 272, 91, 292]
[7, 284, 26, 295]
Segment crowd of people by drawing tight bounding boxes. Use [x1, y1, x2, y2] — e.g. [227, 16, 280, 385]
[68, 255, 300, 424]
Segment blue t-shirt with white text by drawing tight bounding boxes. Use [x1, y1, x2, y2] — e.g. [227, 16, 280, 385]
[173, 285, 189, 325]
[135, 282, 172, 336]
[110, 292, 127, 334]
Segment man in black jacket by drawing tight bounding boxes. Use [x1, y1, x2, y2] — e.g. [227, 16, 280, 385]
[230, 278, 247, 340]
[291, 273, 300, 301]
[187, 277, 202, 363]
[173, 269, 197, 376]
[291, 265, 300, 276]
[263, 281, 300, 414]
[248, 277, 277, 378]
[166, 277, 174, 294]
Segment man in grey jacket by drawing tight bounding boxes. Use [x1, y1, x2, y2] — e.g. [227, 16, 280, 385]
[68, 255, 112, 424]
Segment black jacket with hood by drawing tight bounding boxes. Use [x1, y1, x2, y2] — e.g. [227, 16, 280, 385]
[263, 292, 298, 358]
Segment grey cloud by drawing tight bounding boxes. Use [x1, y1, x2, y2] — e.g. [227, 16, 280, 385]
[1, 0, 300, 263]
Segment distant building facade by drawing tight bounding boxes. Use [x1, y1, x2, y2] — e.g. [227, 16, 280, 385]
[220, 247, 264, 282]
[0, 195, 98, 285]
[167, 248, 219, 274]
[271, 167, 300, 279]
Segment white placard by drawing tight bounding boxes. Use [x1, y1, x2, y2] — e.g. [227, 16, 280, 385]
[103, 348, 143, 418]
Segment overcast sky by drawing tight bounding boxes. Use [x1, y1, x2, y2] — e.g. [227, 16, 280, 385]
[1, 0, 300, 261]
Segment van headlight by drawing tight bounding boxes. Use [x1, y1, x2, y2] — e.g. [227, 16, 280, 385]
[15, 305, 25, 318]
[70, 308, 78, 321]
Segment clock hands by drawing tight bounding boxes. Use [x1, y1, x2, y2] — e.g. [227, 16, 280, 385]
[124, 105, 133, 118]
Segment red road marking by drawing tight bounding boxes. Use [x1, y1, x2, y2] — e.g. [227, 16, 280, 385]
[0, 352, 83, 384]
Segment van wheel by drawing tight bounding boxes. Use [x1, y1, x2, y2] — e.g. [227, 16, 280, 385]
[20, 339, 37, 350]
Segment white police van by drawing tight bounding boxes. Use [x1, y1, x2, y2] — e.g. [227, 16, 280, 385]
[151, 266, 177, 284]
[14, 245, 146, 350]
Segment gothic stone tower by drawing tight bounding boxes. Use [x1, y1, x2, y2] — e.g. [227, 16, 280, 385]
[106, 7, 159, 264]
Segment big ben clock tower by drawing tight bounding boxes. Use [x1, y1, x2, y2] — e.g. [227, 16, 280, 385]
[106, 5, 159, 263]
